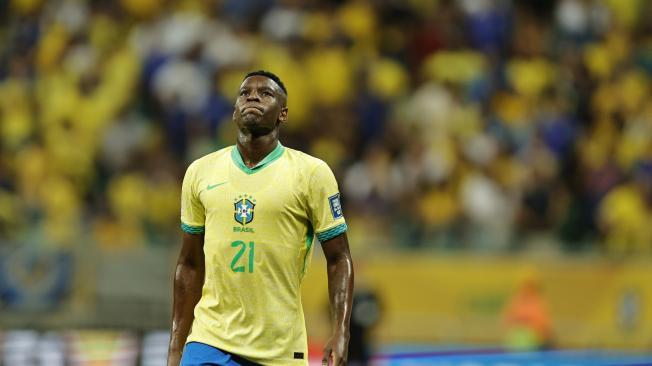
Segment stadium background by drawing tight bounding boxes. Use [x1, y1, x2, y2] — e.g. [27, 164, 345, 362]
[2, 0, 652, 364]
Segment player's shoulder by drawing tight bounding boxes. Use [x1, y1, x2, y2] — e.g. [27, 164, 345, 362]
[283, 145, 332, 172]
[282, 146, 338, 187]
[186, 146, 233, 172]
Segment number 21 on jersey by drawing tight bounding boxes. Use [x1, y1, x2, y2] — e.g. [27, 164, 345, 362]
[231, 241, 255, 273]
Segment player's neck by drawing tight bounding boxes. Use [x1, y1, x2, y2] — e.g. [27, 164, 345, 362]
[236, 132, 279, 168]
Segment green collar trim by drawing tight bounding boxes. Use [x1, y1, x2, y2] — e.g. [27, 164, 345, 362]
[231, 142, 285, 175]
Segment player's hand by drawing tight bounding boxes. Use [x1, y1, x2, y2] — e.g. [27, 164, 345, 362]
[322, 332, 349, 366]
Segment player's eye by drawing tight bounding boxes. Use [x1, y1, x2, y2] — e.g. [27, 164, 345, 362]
[262, 91, 273, 97]
[239, 90, 249, 96]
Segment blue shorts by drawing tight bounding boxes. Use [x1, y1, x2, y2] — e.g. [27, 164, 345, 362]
[180, 342, 260, 366]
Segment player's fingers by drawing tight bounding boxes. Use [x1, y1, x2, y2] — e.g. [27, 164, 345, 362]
[321, 350, 331, 365]
[331, 355, 342, 366]
[329, 354, 338, 366]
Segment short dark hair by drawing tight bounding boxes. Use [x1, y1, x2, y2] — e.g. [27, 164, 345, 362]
[244, 70, 287, 96]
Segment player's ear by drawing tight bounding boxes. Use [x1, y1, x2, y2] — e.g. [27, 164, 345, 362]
[279, 107, 288, 124]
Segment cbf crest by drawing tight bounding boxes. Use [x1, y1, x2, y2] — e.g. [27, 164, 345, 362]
[234, 194, 256, 225]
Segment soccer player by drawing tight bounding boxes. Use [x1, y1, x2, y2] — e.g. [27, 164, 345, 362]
[167, 71, 354, 366]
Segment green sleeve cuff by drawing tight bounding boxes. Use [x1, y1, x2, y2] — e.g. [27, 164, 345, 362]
[181, 222, 205, 234]
[316, 223, 347, 242]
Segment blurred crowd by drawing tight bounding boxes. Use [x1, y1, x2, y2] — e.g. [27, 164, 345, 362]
[1, 0, 652, 255]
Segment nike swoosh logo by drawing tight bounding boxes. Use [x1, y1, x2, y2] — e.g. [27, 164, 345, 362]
[207, 182, 227, 190]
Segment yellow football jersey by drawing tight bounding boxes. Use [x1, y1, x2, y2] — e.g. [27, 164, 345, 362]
[180, 143, 347, 365]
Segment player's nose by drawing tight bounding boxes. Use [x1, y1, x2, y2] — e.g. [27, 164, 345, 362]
[246, 91, 261, 101]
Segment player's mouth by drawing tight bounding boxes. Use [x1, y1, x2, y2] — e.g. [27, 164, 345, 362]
[241, 105, 264, 114]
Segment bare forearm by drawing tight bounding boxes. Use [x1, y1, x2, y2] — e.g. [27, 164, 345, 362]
[169, 263, 203, 352]
[321, 234, 354, 365]
[327, 252, 354, 334]
[168, 232, 205, 366]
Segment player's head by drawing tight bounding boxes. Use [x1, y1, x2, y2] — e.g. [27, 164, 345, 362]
[233, 70, 288, 136]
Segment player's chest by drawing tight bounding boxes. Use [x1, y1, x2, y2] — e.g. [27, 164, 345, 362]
[197, 174, 307, 225]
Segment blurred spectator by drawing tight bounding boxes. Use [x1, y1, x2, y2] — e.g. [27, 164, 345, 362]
[502, 272, 553, 351]
[598, 161, 652, 255]
[348, 288, 381, 366]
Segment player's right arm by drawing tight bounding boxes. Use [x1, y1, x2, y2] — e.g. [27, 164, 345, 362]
[168, 161, 207, 366]
[167, 231, 204, 366]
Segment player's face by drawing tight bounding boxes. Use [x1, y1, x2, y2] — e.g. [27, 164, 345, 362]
[233, 76, 287, 135]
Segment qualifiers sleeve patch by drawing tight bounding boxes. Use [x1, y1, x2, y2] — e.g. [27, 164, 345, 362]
[328, 193, 343, 219]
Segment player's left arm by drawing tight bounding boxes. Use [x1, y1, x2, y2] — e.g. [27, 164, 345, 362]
[307, 160, 354, 365]
[321, 232, 354, 366]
